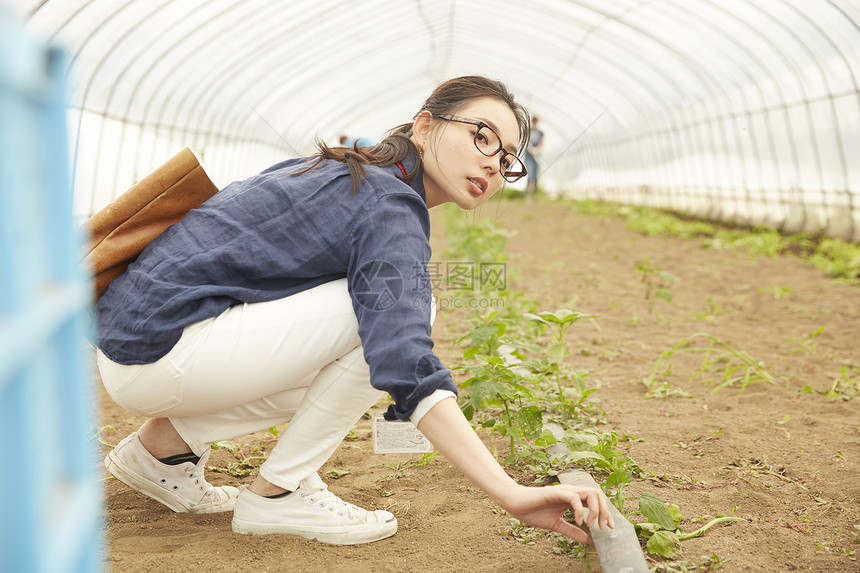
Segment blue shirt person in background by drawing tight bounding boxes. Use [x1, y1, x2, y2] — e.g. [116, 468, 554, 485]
[98, 76, 614, 546]
[524, 115, 544, 196]
[340, 134, 378, 148]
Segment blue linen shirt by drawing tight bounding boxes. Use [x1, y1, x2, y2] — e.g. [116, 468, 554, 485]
[96, 152, 456, 420]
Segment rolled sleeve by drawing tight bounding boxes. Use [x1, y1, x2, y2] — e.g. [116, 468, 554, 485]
[410, 389, 457, 426]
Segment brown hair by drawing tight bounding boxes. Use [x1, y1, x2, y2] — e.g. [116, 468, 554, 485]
[299, 76, 530, 193]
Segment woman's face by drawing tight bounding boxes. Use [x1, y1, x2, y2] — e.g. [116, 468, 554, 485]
[415, 97, 521, 210]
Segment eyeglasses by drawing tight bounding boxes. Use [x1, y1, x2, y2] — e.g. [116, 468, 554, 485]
[436, 115, 527, 183]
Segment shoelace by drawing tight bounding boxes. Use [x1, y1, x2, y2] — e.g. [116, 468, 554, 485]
[302, 487, 363, 519]
[184, 465, 215, 498]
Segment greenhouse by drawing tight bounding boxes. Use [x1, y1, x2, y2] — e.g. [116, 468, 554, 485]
[2, 1, 859, 572]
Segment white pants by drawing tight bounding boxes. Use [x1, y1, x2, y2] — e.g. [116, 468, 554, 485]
[97, 279, 385, 492]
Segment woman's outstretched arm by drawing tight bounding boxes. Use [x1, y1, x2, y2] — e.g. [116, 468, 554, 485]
[415, 396, 615, 543]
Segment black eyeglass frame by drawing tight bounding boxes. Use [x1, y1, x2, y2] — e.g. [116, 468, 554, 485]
[436, 114, 527, 183]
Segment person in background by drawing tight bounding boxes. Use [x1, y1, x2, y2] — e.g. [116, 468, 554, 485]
[340, 134, 377, 147]
[97, 76, 613, 546]
[524, 115, 544, 196]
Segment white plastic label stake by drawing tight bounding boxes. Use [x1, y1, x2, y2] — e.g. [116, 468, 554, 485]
[372, 417, 434, 454]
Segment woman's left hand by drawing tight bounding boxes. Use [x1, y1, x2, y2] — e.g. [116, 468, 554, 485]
[500, 483, 615, 544]
[414, 398, 615, 543]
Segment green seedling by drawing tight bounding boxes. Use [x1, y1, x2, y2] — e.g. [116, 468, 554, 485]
[789, 326, 825, 355]
[692, 297, 723, 323]
[636, 492, 745, 559]
[821, 361, 860, 400]
[453, 310, 508, 359]
[561, 430, 641, 510]
[568, 197, 860, 284]
[813, 540, 833, 554]
[523, 309, 600, 417]
[550, 531, 591, 564]
[642, 371, 694, 399]
[809, 237, 860, 283]
[441, 205, 511, 266]
[636, 260, 679, 316]
[209, 439, 269, 478]
[458, 354, 545, 464]
[501, 517, 545, 546]
[416, 451, 438, 466]
[644, 333, 780, 395]
[757, 285, 792, 300]
[453, 310, 538, 360]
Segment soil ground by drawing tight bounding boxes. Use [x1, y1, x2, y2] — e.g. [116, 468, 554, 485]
[97, 198, 860, 572]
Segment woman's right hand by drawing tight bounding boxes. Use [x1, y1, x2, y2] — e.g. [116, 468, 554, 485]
[497, 482, 615, 544]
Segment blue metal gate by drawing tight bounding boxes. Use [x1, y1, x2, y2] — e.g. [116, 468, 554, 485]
[0, 8, 104, 573]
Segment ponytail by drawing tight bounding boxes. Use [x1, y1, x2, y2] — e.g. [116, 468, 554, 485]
[295, 76, 529, 194]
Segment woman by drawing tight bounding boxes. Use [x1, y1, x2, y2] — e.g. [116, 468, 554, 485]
[97, 76, 614, 545]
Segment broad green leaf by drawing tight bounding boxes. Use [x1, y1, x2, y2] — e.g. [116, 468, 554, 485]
[556, 309, 599, 324]
[646, 530, 680, 558]
[668, 504, 684, 526]
[635, 522, 660, 536]
[659, 271, 680, 284]
[655, 287, 673, 302]
[537, 311, 564, 324]
[534, 428, 558, 448]
[513, 405, 543, 440]
[603, 467, 632, 489]
[563, 431, 600, 451]
[463, 346, 481, 360]
[522, 312, 550, 326]
[461, 402, 474, 421]
[470, 326, 497, 347]
[563, 451, 607, 463]
[468, 379, 507, 408]
[212, 440, 238, 453]
[639, 492, 676, 530]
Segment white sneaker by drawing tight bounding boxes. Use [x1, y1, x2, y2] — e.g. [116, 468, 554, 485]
[231, 473, 397, 545]
[105, 432, 239, 514]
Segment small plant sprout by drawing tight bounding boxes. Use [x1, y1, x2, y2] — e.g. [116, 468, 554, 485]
[453, 310, 509, 360]
[757, 285, 792, 300]
[636, 259, 679, 316]
[789, 326, 826, 355]
[821, 360, 860, 400]
[523, 309, 599, 409]
[561, 431, 641, 510]
[644, 333, 781, 395]
[635, 492, 745, 559]
[458, 355, 546, 464]
[692, 296, 723, 323]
